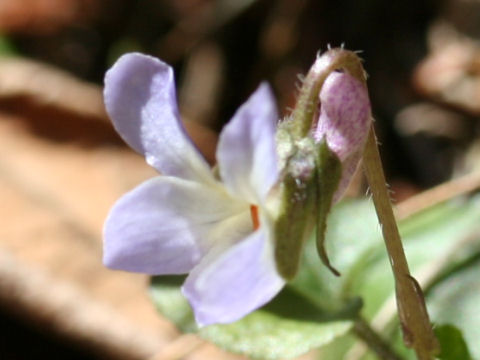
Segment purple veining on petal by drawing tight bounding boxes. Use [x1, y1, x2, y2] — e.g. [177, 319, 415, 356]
[314, 71, 371, 202]
[217, 83, 279, 205]
[182, 228, 285, 327]
[103, 176, 250, 275]
[315, 71, 371, 161]
[104, 53, 213, 183]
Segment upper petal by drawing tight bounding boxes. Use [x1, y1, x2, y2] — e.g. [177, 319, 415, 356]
[103, 176, 250, 275]
[182, 227, 285, 327]
[217, 83, 279, 204]
[315, 71, 371, 161]
[104, 53, 213, 183]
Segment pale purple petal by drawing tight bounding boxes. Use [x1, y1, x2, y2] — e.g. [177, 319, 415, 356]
[315, 71, 371, 161]
[217, 83, 279, 204]
[332, 150, 362, 203]
[103, 176, 250, 274]
[104, 53, 213, 183]
[182, 228, 285, 327]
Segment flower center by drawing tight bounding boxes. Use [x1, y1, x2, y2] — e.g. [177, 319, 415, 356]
[250, 205, 260, 230]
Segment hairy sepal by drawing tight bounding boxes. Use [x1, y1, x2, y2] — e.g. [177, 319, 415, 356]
[273, 137, 342, 279]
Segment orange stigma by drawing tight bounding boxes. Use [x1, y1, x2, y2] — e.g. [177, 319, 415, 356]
[250, 205, 260, 230]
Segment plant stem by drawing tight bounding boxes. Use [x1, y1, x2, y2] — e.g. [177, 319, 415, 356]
[352, 317, 403, 360]
[289, 48, 366, 139]
[362, 128, 439, 360]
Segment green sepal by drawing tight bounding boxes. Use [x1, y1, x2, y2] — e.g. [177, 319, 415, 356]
[314, 139, 342, 276]
[272, 137, 342, 279]
[273, 138, 318, 280]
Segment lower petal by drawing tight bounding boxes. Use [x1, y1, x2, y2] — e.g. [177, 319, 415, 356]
[182, 228, 285, 327]
[103, 176, 249, 274]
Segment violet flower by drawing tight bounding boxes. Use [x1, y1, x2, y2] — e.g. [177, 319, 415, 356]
[103, 49, 372, 327]
[103, 53, 284, 327]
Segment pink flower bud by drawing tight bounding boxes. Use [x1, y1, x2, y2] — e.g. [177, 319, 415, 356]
[314, 71, 371, 201]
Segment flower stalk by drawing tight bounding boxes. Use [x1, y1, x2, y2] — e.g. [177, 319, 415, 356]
[288, 48, 366, 140]
[362, 128, 439, 359]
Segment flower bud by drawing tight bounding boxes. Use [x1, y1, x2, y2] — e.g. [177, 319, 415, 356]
[273, 48, 371, 278]
[315, 70, 371, 202]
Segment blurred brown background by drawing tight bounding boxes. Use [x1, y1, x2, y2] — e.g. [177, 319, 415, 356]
[0, 0, 479, 359]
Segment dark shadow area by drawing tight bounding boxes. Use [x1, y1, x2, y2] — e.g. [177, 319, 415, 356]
[0, 306, 107, 360]
[263, 287, 363, 323]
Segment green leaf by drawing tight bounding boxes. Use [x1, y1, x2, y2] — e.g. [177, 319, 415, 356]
[200, 289, 353, 360]
[427, 262, 480, 359]
[150, 275, 195, 332]
[200, 314, 350, 360]
[150, 277, 355, 359]
[434, 324, 472, 360]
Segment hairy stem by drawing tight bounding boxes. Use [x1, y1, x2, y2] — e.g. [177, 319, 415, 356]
[362, 128, 439, 360]
[289, 48, 366, 139]
[352, 317, 403, 360]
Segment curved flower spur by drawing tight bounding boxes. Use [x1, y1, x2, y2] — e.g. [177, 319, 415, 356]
[103, 49, 371, 327]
